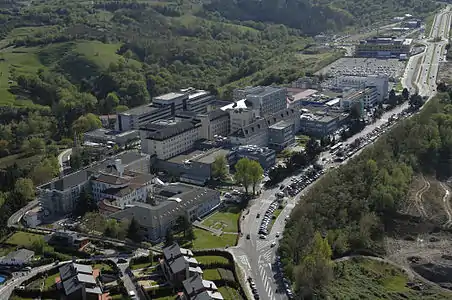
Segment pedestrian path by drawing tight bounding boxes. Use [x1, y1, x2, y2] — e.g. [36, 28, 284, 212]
[192, 220, 222, 235]
[260, 248, 274, 263]
[256, 239, 272, 252]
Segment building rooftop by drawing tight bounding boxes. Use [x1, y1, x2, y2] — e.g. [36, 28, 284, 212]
[110, 183, 219, 228]
[59, 263, 93, 281]
[168, 148, 230, 165]
[154, 92, 186, 102]
[3, 249, 34, 262]
[38, 151, 149, 192]
[243, 86, 285, 98]
[269, 120, 293, 130]
[141, 119, 201, 141]
[120, 104, 161, 116]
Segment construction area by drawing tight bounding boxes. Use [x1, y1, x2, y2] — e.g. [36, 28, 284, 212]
[384, 175, 452, 291]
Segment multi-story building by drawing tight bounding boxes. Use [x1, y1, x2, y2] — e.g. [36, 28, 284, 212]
[140, 119, 201, 160]
[299, 109, 345, 137]
[83, 128, 139, 147]
[161, 243, 203, 284]
[198, 109, 230, 140]
[335, 75, 389, 103]
[355, 37, 411, 58]
[268, 120, 295, 150]
[90, 164, 154, 209]
[341, 87, 377, 112]
[116, 89, 214, 132]
[227, 145, 276, 170]
[156, 148, 231, 186]
[37, 152, 150, 216]
[229, 108, 300, 147]
[109, 183, 221, 242]
[245, 86, 287, 117]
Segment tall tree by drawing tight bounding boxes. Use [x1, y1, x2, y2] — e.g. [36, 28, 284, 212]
[234, 158, 253, 194]
[249, 160, 264, 195]
[212, 155, 229, 180]
[14, 178, 35, 202]
[388, 89, 397, 106]
[305, 137, 321, 160]
[127, 217, 141, 242]
[402, 88, 409, 101]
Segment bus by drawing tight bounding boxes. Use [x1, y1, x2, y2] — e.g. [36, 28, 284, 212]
[329, 142, 343, 153]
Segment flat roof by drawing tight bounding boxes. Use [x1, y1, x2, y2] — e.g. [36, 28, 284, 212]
[155, 92, 185, 101]
[269, 120, 293, 130]
[121, 104, 161, 116]
[167, 148, 230, 165]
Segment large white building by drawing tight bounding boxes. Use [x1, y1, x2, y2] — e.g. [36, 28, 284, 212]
[233, 86, 287, 117]
[37, 152, 150, 216]
[116, 89, 214, 132]
[91, 160, 154, 209]
[341, 87, 378, 110]
[335, 75, 388, 104]
[140, 119, 202, 160]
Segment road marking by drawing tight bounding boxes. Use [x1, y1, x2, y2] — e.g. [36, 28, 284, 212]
[237, 255, 251, 269]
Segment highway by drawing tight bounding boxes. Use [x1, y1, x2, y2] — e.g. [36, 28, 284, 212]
[231, 7, 452, 300]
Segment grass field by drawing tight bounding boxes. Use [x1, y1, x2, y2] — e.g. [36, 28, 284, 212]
[191, 229, 237, 250]
[92, 262, 113, 272]
[202, 268, 222, 281]
[324, 257, 452, 299]
[218, 286, 244, 300]
[195, 255, 230, 265]
[202, 206, 241, 233]
[130, 261, 154, 270]
[6, 231, 45, 247]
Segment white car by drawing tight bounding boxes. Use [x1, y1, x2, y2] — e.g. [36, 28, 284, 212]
[271, 241, 277, 247]
[276, 232, 281, 237]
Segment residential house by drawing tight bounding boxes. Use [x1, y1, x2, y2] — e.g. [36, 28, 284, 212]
[181, 275, 223, 300]
[161, 243, 203, 283]
[56, 263, 103, 300]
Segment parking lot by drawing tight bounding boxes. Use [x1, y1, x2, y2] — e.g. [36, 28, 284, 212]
[316, 57, 406, 87]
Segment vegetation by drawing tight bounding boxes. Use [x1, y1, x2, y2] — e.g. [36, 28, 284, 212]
[325, 258, 452, 299]
[202, 206, 241, 233]
[279, 93, 452, 298]
[234, 158, 264, 195]
[212, 155, 229, 181]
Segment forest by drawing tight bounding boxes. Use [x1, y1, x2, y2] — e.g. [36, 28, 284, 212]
[279, 92, 452, 298]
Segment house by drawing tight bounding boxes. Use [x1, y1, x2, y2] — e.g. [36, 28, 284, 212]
[110, 184, 221, 243]
[56, 262, 103, 300]
[181, 275, 223, 300]
[23, 206, 43, 227]
[46, 231, 90, 251]
[0, 249, 34, 266]
[161, 243, 203, 283]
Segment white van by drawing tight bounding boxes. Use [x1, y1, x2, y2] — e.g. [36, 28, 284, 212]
[129, 291, 137, 299]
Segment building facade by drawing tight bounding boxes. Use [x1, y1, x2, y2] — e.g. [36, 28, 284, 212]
[227, 145, 276, 170]
[335, 75, 389, 103]
[268, 121, 295, 150]
[140, 119, 201, 160]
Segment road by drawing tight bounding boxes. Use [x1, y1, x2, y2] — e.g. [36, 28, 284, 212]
[231, 7, 452, 300]
[0, 261, 70, 299]
[57, 148, 72, 173]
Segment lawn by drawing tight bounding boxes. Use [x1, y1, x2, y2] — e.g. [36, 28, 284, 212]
[92, 262, 113, 272]
[74, 41, 141, 70]
[202, 269, 222, 281]
[191, 229, 237, 250]
[296, 135, 310, 147]
[324, 257, 452, 299]
[202, 206, 241, 233]
[6, 231, 45, 248]
[0, 47, 47, 107]
[195, 255, 230, 265]
[43, 273, 60, 290]
[218, 286, 244, 300]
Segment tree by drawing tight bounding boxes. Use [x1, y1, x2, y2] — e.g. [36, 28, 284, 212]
[388, 89, 397, 107]
[186, 225, 195, 241]
[402, 88, 409, 101]
[305, 137, 321, 160]
[148, 251, 154, 264]
[409, 93, 424, 109]
[249, 160, 264, 195]
[212, 155, 229, 180]
[14, 178, 35, 202]
[293, 232, 333, 298]
[75, 189, 97, 217]
[127, 217, 141, 242]
[104, 92, 120, 113]
[176, 215, 190, 237]
[234, 158, 253, 194]
[72, 113, 102, 135]
[350, 102, 362, 121]
[104, 219, 119, 238]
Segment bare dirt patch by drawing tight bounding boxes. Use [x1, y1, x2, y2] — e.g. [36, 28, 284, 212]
[383, 175, 452, 291]
[438, 61, 452, 84]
